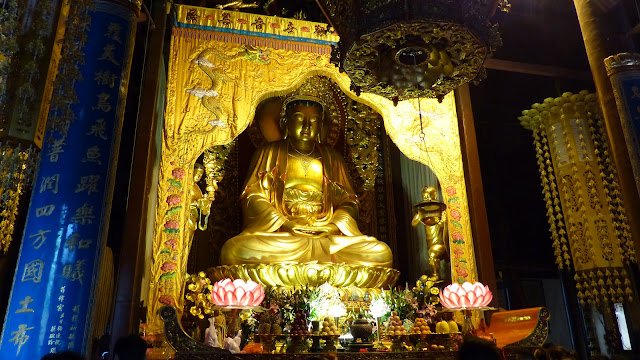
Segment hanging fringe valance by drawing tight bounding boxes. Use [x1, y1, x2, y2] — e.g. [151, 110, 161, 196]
[175, 5, 339, 44]
[172, 27, 333, 54]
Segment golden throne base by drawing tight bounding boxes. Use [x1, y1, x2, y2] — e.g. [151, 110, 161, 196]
[208, 262, 400, 295]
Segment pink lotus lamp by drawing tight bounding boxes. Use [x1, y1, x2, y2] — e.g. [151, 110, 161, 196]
[439, 282, 492, 310]
[211, 279, 265, 307]
[439, 282, 493, 335]
[211, 279, 265, 338]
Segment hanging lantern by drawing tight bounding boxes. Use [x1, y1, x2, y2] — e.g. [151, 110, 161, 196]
[316, 0, 508, 102]
[519, 91, 636, 304]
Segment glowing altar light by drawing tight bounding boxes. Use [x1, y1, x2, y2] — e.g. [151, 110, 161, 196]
[369, 297, 390, 319]
[211, 279, 265, 307]
[328, 303, 347, 318]
[369, 296, 390, 350]
[439, 282, 493, 310]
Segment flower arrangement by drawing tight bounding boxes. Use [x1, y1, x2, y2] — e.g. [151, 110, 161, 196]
[382, 287, 418, 321]
[382, 275, 441, 324]
[308, 283, 342, 321]
[184, 272, 215, 319]
[259, 286, 314, 331]
[412, 275, 441, 321]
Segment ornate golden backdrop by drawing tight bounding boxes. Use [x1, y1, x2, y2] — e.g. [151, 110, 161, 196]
[148, 5, 477, 333]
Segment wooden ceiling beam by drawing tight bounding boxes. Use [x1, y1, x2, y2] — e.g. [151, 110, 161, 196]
[484, 58, 593, 81]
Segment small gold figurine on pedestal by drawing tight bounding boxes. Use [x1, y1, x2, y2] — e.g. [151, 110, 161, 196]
[411, 186, 448, 280]
[188, 164, 212, 231]
[186, 164, 212, 258]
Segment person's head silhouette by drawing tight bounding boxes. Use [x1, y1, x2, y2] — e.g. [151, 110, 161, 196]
[113, 335, 148, 360]
[41, 351, 85, 360]
[458, 336, 503, 360]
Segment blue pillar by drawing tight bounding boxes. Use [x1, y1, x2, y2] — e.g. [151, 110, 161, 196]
[607, 53, 640, 213]
[0, 1, 138, 358]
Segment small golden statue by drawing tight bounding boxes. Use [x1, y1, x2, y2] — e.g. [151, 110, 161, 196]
[188, 164, 212, 239]
[411, 186, 448, 280]
[220, 80, 393, 268]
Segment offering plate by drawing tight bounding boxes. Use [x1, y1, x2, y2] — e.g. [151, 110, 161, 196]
[288, 334, 310, 353]
[386, 334, 408, 352]
[253, 334, 285, 353]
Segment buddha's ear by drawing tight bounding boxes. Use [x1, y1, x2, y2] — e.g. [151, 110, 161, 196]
[316, 113, 324, 143]
[279, 115, 288, 139]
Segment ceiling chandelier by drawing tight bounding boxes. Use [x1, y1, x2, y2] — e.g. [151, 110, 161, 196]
[316, 0, 508, 102]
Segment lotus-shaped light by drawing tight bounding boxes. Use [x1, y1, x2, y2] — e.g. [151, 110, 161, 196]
[211, 279, 265, 307]
[439, 282, 493, 310]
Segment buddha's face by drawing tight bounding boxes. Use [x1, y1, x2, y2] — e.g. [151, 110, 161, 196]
[286, 102, 323, 143]
[194, 166, 204, 182]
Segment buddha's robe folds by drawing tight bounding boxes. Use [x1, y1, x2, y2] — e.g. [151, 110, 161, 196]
[220, 141, 393, 268]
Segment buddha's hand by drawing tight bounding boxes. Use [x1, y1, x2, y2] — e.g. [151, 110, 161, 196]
[279, 220, 314, 236]
[280, 221, 340, 237]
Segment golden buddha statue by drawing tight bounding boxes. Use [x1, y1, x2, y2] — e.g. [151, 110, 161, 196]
[220, 83, 393, 268]
[411, 186, 448, 279]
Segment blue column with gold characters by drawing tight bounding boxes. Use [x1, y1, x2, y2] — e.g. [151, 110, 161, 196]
[0, 1, 139, 358]
[606, 53, 640, 197]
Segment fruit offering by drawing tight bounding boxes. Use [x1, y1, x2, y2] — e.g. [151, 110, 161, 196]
[320, 316, 339, 336]
[447, 320, 459, 333]
[386, 311, 407, 336]
[435, 320, 449, 334]
[257, 322, 271, 335]
[291, 311, 310, 336]
[271, 322, 283, 335]
[257, 312, 272, 335]
[435, 320, 460, 334]
[412, 317, 432, 335]
[256, 312, 282, 335]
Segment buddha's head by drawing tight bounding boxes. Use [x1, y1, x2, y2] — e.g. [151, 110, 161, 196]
[280, 79, 326, 143]
[282, 99, 324, 143]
